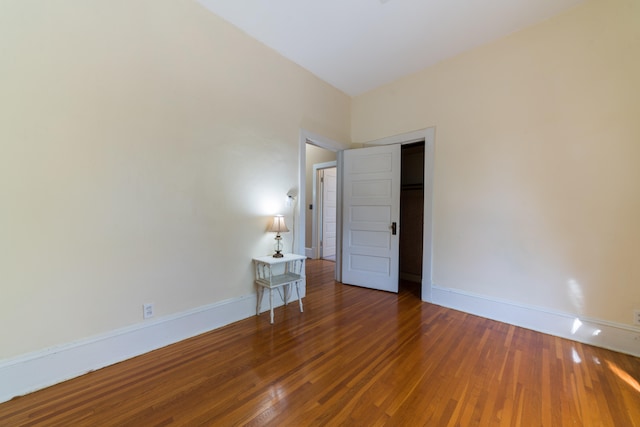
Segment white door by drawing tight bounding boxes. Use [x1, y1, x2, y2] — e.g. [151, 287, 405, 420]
[321, 167, 337, 260]
[341, 144, 400, 292]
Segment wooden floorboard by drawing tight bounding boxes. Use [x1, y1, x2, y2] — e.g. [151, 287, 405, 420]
[1, 259, 639, 426]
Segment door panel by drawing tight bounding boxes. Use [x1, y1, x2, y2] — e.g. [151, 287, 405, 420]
[351, 230, 390, 248]
[351, 254, 390, 274]
[342, 144, 400, 292]
[351, 206, 391, 226]
[351, 180, 392, 197]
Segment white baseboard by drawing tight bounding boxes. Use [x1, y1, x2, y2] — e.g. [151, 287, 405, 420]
[432, 285, 640, 358]
[3, 284, 634, 404]
[0, 288, 303, 404]
[305, 247, 316, 259]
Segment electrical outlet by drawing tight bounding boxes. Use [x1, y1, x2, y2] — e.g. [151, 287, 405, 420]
[634, 309, 640, 326]
[143, 303, 154, 319]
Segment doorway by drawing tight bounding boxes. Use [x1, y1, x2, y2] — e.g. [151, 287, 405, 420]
[337, 127, 434, 301]
[298, 127, 434, 297]
[305, 143, 337, 261]
[399, 142, 425, 297]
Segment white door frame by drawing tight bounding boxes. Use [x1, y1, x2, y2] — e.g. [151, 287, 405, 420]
[298, 130, 345, 281]
[312, 161, 337, 259]
[362, 128, 435, 302]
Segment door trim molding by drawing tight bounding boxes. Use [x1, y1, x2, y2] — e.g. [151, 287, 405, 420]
[298, 129, 346, 281]
[361, 127, 435, 302]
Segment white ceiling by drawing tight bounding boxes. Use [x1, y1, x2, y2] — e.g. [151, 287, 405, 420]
[197, 0, 585, 97]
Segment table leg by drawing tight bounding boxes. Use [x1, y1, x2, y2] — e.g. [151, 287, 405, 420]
[256, 286, 264, 315]
[295, 282, 303, 312]
[269, 288, 274, 324]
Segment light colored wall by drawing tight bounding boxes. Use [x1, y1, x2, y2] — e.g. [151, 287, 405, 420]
[352, 0, 640, 326]
[0, 0, 350, 360]
[304, 145, 337, 250]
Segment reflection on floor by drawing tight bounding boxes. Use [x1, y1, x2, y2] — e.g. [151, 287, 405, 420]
[309, 259, 419, 300]
[399, 278, 421, 299]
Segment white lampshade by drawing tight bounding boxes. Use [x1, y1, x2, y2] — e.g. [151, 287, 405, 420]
[268, 215, 289, 233]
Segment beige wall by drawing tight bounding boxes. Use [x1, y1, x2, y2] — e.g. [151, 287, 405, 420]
[304, 145, 337, 250]
[0, 0, 350, 359]
[2, 0, 638, 363]
[352, 0, 640, 325]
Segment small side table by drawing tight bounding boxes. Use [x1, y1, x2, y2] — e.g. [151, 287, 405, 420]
[253, 253, 306, 323]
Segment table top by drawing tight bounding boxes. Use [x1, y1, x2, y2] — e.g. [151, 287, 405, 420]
[253, 253, 306, 265]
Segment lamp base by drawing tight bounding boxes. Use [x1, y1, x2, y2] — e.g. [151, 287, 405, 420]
[273, 233, 284, 258]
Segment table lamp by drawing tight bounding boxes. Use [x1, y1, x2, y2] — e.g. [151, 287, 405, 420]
[268, 214, 289, 258]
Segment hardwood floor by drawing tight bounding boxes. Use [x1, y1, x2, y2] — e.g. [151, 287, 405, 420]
[1, 259, 639, 426]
